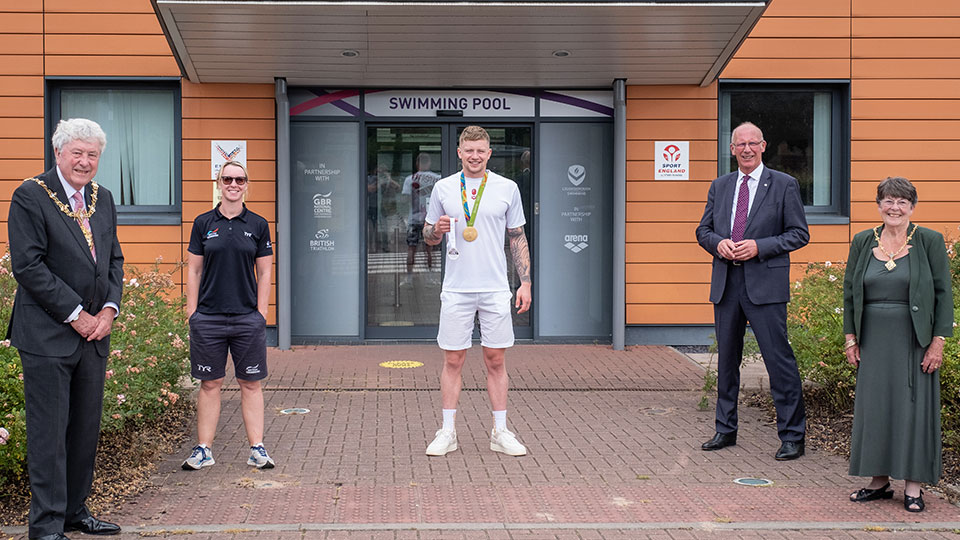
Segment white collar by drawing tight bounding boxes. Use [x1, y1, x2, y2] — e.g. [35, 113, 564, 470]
[739, 163, 764, 182]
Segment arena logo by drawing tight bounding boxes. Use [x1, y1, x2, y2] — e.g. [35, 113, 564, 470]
[564, 234, 589, 254]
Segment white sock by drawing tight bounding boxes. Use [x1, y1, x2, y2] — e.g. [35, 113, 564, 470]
[493, 410, 507, 431]
[251, 442, 263, 448]
[442, 409, 456, 431]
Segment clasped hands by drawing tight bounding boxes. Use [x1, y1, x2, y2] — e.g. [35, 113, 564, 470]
[717, 238, 758, 261]
[70, 306, 116, 341]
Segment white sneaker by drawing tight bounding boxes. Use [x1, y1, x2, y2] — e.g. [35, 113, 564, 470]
[247, 444, 276, 469]
[181, 445, 215, 470]
[490, 427, 527, 456]
[425, 428, 457, 456]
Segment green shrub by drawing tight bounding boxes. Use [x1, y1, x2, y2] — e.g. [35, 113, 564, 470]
[0, 255, 190, 486]
[787, 238, 960, 446]
[787, 260, 857, 411]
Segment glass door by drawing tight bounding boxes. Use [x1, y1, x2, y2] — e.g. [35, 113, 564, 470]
[365, 124, 533, 340]
[365, 126, 444, 336]
[451, 125, 534, 338]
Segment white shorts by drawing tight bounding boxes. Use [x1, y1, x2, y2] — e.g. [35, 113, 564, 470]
[437, 290, 515, 350]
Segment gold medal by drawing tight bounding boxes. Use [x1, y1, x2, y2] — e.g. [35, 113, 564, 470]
[463, 226, 478, 242]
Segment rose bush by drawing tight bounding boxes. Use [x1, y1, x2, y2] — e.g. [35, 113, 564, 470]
[0, 255, 189, 486]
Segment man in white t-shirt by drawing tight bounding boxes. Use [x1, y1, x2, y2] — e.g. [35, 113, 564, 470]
[401, 153, 440, 280]
[422, 125, 532, 457]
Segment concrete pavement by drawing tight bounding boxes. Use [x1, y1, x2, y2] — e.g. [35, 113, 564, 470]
[2, 344, 958, 539]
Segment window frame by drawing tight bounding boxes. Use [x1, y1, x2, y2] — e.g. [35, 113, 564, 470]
[718, 80, 850, 222]
[46, 77, 182, 225]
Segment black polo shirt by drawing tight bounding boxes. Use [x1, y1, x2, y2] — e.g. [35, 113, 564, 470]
[188, 204, 273, 315]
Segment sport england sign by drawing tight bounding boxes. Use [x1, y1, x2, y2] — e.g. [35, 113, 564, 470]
[654, 141, 689, 181]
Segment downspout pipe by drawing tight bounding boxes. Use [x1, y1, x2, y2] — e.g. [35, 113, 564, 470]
[613, 79, 626, 351]
[275, 78, 292, 350]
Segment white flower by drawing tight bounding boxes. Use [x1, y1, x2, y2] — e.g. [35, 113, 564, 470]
[794, 281, 802, 289]
[116, 394, 126, 405]
[828, 275, 837, 282]
[834, 307, 843, 314]
[824, 261, 832, 267]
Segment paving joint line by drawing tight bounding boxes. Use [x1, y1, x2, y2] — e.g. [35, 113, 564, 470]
[224, 387, 699, 392]
[6, 521, 960, 535]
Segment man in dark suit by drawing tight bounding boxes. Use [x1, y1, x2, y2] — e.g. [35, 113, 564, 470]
[8, 119, 124, 539]
[695, 122, 809, 461]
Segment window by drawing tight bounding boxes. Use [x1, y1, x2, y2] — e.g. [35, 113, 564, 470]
[49, 80, 181, 224]
[719, 82, 849, 217]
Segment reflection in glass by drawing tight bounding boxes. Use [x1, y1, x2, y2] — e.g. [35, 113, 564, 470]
[720, 91, 833, 207]
[366, 127, 443, 327]
[457, 126, 533, 329]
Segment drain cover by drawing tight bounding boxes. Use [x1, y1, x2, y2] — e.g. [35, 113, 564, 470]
[734, 477, 773, 486]
[280, 408, 310, 415]
[379, 360, 424, 369]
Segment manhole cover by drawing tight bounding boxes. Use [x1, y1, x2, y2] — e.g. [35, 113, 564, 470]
[379, 360, 424, 369]
[280, 408, 311, 415]
[734, 477, 773, 486]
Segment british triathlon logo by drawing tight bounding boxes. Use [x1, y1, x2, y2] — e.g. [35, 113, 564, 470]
[205, 228, 219, 239]
[567, 164, 586, 186]
[564, 234, 589, 254]
[245, 364, 261, 375]
[310, 229, 335, 252]
[662, 144, 682, 162]
[313, 191, 333, 219]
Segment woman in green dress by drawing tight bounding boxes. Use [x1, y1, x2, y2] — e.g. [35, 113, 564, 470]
[842, 176, 954, 513]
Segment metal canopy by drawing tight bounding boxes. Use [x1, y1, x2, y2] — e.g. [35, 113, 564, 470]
[152, 1, 768, 87]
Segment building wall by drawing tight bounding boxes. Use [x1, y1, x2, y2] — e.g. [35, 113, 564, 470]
[2, 0, 957, 332]
[0, 0, 278, 323]
[625, 0, 960, 327]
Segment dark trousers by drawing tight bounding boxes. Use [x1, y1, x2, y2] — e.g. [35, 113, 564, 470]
[713, 264, 806, 442]
[21, 341, 105, 538]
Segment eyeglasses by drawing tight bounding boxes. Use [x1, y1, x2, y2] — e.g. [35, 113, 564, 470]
[220, 176, 247, 185]
[880, 198, 912, 209]
[733, 141, 763, 150]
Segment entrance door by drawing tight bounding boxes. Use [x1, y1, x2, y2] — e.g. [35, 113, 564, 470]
[365, 124, 533, 339]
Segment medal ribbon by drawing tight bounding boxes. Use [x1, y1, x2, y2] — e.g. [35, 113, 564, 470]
[460, 171, 488, 227]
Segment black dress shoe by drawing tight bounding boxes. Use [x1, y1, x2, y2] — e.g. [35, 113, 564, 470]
[31, 534, 70, 540]
[64, 515, 121, 535]
[701, 432, 737, 451]
[775, 440, 805, 460]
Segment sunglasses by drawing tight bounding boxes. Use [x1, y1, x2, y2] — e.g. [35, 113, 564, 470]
[220, 176, 247, 185]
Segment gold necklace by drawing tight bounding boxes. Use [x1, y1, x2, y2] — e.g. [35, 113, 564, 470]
[27, 177, 99, 251]
[873, 223, 916, 271]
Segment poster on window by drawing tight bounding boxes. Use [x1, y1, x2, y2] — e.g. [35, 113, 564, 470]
[211, 140, 247, 179]
[654, 141, 689, 180]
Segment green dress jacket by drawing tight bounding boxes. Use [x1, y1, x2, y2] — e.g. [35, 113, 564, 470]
[842, 224, 954, 346]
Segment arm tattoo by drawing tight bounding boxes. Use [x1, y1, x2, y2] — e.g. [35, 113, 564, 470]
[423, 223, 440, 246]
[507, 226, 531, 284]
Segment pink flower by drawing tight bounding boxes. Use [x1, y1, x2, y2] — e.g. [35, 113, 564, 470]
[111, 414, 121, 419]
[105, 370, 114, 380]
[116, 394, 126, 405]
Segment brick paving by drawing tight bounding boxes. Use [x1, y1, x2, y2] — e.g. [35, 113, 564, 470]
[2, 345, 959, 539]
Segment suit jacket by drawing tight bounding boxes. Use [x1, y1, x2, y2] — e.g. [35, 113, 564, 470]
[696, 166, 809, 305]
[7, 167, 124, 357]
[842, 224, 954, 347]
